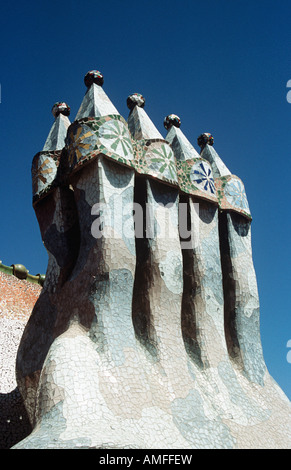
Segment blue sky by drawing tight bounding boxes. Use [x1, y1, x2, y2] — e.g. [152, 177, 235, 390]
[1, 0, 291, 399]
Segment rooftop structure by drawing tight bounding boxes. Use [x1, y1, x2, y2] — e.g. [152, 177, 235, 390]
[0, 263, 43, 448]
[1, 70, 290, 449]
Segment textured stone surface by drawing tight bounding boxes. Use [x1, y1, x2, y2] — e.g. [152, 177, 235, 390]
[8, 73, 291, 449]
[43, 113, 71, 152]
[166, 124, 200, 161]
[0, 272, 41, 448]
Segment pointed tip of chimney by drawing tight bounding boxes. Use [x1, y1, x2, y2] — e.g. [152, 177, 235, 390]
[197, 132, 214, 149]
[84, 70, 104, 88]
[51, 102, 71, 119]
[126, 93, 145, 110]
[164, 114, 181, 130]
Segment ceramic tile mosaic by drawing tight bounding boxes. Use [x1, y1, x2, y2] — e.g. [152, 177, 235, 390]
[165, 121, 200, 161]
[31, 151, 62, 203]
[215, 175, 251, 220]
[0, 271, 41, 448]
[199, 138, 252, 219]
[2, 70, 290, 449]
[43, 111, 71, 152]
[65, 116, 135, 172]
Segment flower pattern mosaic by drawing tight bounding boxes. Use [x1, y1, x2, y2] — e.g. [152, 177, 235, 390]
[175, 159, 218, 204]
[66, 123, 97, 168]
[31, 151, 60, 201]
[224, 178, 249, 212]
[146, 142, 177, 182]
[190, 161, 216, 195]
[98, 119, 134, 160]
[215, 175, 251, 219]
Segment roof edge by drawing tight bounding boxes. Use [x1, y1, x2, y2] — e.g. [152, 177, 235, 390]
[0, 261, 45, 286]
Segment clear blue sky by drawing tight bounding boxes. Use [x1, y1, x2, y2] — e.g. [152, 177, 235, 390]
[1, 0, 291, 400]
